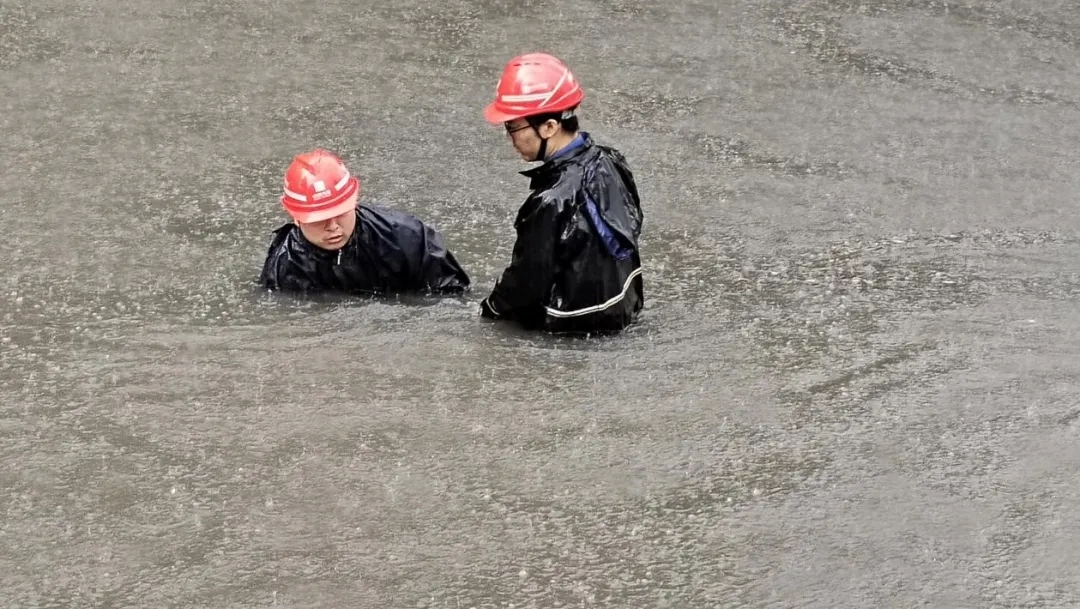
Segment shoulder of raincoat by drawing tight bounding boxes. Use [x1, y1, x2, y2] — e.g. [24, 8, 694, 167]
[259, 203, 471, 295]
[480, 132, 645, 335]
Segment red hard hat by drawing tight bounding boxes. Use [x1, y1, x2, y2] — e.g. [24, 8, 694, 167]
[484, 52, 584, 124]
[280, 149, 360, 224]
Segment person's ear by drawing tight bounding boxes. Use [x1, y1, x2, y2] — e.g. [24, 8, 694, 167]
[540, 119, 560, 139]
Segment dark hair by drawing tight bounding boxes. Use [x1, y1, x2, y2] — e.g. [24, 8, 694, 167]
[526, 110, 580, 134]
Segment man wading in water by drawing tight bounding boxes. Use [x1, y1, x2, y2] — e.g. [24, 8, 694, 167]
[479, 52, 645, 335]
[259, 149, 471, 295]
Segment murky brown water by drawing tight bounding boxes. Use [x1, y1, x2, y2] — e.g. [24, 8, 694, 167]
[2, 0, 1079, 606]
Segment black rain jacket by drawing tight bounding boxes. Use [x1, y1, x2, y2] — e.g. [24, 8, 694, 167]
[259, 204, 471, 295]
[480, 132, 644, 334]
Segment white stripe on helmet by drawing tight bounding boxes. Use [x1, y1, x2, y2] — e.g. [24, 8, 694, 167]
[283, 187, 307, 202]
[538, 69, 569, 107]
[334, 170, 351, 191]
[500, 92, 554, 103]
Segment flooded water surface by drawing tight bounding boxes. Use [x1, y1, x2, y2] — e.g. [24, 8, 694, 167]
[2, 0, 1079, 607]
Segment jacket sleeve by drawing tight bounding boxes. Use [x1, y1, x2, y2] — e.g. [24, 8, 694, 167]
[480, 200, 560, 321]
[258, 234, 314, 292]
[400, 218, 472, 293]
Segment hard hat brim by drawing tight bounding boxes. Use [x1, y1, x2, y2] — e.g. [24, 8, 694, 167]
[283, 192, 358, 224]
[484, 102, 526, 124]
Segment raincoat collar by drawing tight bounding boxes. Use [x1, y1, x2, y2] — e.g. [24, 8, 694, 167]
[520, 132, 593, 180]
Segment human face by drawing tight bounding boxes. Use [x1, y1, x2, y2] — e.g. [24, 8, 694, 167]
[504, 118, 558, 161]
[298, 207, 356, 251]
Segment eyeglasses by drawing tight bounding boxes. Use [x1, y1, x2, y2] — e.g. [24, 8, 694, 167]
[504, 122, 531, 135]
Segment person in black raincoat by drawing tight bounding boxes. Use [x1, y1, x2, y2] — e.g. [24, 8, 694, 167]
[479, 53, 644, 334]
[259, 149, 470, 295]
